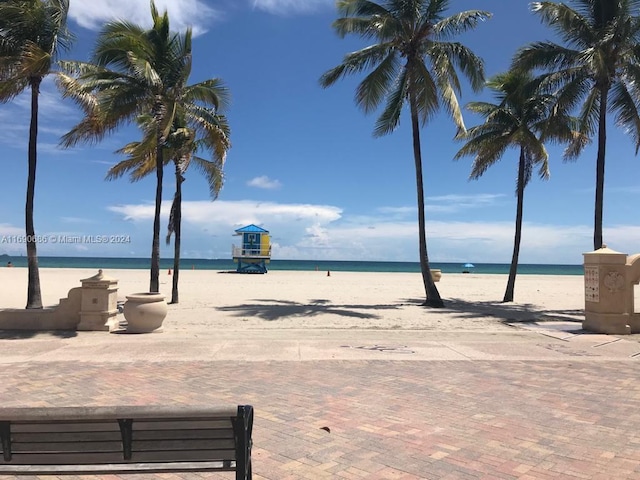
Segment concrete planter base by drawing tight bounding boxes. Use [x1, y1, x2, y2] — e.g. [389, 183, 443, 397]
[122, 293, 167, 333]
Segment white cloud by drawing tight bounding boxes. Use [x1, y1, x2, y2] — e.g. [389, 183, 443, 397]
[0, 224, 24, 236]
[102, 198, 603, 263]
[425, 193, 507, 213]
[68, 0, 220, 36]
[377, 206, 415, 216]
[5, 197, 638, 263]
[108, 199, 342, 224]
[251, 0, 333, 15]
[247, 175, 282, 190]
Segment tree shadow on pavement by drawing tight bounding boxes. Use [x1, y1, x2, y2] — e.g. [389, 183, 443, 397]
[216, 298, 403, 321]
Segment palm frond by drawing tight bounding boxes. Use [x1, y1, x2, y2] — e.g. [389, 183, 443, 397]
[432, 10, 492, 40]
[373, 68, 408, 137]
[610, 80, 640, 153]
[191, 156, 225, 199]
[336, 0, 390, 19]
[531, 1, 595, 48]
[320, 43, 393, 87]
[355, 51, 399, 113]
[513, 41, 582, 72]
[468, 134, 512, 179]
[429, 41, 485, 92]
[183, 78, 230, 111]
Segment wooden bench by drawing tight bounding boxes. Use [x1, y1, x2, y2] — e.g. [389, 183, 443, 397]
[0, 404, 253, 479]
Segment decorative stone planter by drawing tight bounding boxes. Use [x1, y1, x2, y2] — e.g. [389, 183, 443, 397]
[431, 269, 442, 282]
[122, 293, 167, 333]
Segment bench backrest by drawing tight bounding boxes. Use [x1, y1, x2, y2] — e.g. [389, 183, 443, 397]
[0, 405, 252, 478]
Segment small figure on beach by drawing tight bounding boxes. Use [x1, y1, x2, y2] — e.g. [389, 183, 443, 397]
[6, 261, 12, 268]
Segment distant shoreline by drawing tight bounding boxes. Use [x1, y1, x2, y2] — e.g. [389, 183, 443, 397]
[0, 255, 584, 275]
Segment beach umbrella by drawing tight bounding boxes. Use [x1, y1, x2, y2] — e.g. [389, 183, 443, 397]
[463, 263, 475, 269]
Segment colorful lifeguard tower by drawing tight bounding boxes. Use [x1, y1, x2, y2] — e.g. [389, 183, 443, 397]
[232, 224, 271, 274]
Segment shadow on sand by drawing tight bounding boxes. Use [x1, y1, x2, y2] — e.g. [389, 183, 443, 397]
[216, 298, 405, 321]
[216, 296, 585, 325]
[420, 297, 584, 324]
[0, 329, 78, 340]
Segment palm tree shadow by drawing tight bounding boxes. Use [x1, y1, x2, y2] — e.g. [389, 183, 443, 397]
[216, 299, 401, 322]
[0, 330, 77, 340]
[426, 297, 584, 324]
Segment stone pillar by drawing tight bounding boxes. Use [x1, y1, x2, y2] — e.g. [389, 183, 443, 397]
[77, 270, 119, 332]
[583, 245, 630, 334]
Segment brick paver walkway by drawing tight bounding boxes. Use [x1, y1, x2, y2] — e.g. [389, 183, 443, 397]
[1, 358, 639, 479]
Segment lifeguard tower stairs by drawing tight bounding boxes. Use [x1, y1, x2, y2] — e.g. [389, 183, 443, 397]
[232, 224, 271, 274]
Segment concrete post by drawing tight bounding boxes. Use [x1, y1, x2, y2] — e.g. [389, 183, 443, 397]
[583, 245, 630, 334]
[77, 270, 119, 331]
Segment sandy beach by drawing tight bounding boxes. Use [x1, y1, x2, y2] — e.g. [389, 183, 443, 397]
[0, 267, 586, 333]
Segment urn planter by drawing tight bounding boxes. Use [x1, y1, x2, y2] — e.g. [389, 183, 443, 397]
[122, 292, 167, 333]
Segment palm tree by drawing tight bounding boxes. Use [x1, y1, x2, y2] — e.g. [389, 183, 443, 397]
[320, 0, 491, 307]
[455, 71, 578, 302]
[513, 0, 640, 250]
[107, 110, 230, 304]
[0, 0, 72, 308]
[58, 1, 227, 293]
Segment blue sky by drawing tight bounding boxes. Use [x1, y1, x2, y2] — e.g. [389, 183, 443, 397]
[1, 0, 640, 265]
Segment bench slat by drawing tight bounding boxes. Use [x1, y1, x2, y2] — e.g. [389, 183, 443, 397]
[130, 449, 237, 463]
[0, 406, 238, 422]
[133, 428, 233, 440]
[11, 439, 236, 454]
[0, 460, 236, 475]
[133, 438, 236, 452]
[13, 431, 122, 443]
[11, 441, 123, 453]
[3, 448, 238, 465]
[12, 422, 119, 433]
[4, 451, 129, 465]
[134, 419, 233, 430]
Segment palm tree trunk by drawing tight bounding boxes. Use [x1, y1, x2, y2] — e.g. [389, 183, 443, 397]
[149, 105, 164, 293]
[25, 78, 42, 309]
[503, 148, 526, 303]
[409, 93, 443, 308]
[170, 165, 184, 304]
[594, 86, 608, 250]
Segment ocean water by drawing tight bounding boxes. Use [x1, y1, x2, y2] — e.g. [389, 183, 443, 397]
[0, 255, 584, 275]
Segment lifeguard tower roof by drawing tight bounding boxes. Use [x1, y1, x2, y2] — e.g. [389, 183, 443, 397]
[234, 224, 269, 234]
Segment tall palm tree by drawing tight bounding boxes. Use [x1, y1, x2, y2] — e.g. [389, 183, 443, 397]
[58, 1, 226, 293]
[455, 71, 578, 302]
[107, 110, 230, 304]
[320, 0, 491, 307]
[0, 0, 72, 308]
[513, 0, 640, 250]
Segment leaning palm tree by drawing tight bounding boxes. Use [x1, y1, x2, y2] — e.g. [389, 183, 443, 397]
[513, 0, 640, 250]
[320, 0, 491, 307]
[0, 0, 72, 308]
[58, 1, 226, 293]
[455, 70, 578, 302]
[108, 110, 230, 304]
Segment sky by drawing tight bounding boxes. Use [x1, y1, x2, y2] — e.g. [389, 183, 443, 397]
[2, 0, 640, 265]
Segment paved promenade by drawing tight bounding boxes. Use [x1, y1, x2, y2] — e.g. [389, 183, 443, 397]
[1, 322, 639, 479]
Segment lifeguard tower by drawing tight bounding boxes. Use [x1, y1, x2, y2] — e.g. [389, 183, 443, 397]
[232, 224, 271, 274]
